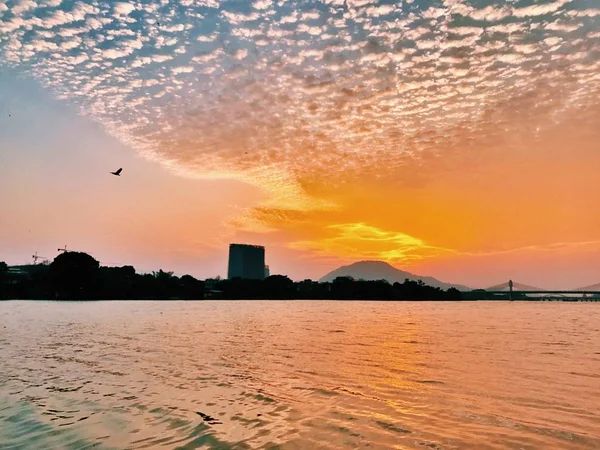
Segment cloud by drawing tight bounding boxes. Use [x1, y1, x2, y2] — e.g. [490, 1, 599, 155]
[449, 2, 511, 21]
[68, 53, 89, 65]
[59, 38, 81, 50]
[30, 39, 60, 52]
[545, 21, 581, 32]
[232, 48, 248, 60]
[12, 0, 38, 15]
[364, 4, 396, 17]
[222, 10, 261, 24]
[0, 0, 598, 243]
[57, 26, 88, 37]
[151, 54, 173, 63]
[172, 65, 194, 74]
[113, 2, 135, 16]
[568, 9, 600, 18]
[192, 49, 222, 63]
[197, 0, 219, 7]
[346, 0, 375, 7]
[98, 37, 142, 59]
[253, 0, 272, 10]
[460, 240, 600, 258]
[512, 0, 569, 18]
[162, 24, 185, 32]
[290, 223, 454, 263]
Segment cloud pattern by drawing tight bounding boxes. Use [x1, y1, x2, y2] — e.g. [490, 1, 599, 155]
[289, 222, 455, 263]
[2, 0, 600, 217]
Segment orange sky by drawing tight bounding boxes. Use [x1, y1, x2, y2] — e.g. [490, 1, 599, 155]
[1, 0, 600, 289]
[1, 73, 599, 288]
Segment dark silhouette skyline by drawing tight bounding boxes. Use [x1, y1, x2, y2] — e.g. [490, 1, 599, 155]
[3, 252, 598, 301]
[0, 252, 462, 301]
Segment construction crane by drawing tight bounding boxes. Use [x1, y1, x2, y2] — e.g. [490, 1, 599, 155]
[32, 252, 48, 265]
[57, 246, 88, 255]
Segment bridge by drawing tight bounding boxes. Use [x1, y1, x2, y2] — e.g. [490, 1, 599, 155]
[462, 280, 600, 301]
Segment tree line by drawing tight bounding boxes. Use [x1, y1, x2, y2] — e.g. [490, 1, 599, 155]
[0, 252, 462, 301]
[212, 275, 462, 300]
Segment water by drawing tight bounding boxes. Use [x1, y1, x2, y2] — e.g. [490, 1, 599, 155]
[1, 301, 599, 450]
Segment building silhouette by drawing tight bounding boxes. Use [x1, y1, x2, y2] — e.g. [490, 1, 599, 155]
[227, 244, 266, 280]
[264, 265, 270, 278]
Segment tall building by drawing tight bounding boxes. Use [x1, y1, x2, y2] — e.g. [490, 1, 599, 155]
[227, 244, 266, 280]
[264, 265, 270, 278]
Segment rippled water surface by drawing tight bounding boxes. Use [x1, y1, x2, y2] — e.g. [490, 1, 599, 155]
[1, 301, 599, 449]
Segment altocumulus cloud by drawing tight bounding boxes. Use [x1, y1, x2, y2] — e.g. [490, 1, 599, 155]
[1, 0, 599, 225]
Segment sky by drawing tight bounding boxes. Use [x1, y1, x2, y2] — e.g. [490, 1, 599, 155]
[1, 0, 599, 289]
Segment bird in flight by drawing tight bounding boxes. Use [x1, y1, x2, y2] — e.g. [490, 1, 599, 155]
[111, 168, 123, 176]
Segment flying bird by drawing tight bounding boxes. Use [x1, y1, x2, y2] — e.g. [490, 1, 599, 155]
[111, 168, 123, 176]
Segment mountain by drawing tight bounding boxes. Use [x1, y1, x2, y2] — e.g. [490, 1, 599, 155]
[318, 261, 471, 291]
[575, 282, 600, 291]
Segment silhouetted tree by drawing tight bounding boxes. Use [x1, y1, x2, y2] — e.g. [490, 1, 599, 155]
[0, 261, 8, 299]
[133, 273, 160, 299]
[120, 265, 136, 277]
[331, 276, 356, 299]
[149, 270, 178, 299]
[356, 280, 394, 300]
[263, 275, 295, 299]
[49, 252, 100, 299]
[297, 279, 317, 298]
[153, 269, 174, 279]
[179, 275, 205, 299]
[95, 265, 136, 299]
[445, 287, 462, 300]
[215, 277, 263, 299]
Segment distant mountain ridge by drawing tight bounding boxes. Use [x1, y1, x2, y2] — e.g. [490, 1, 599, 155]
[575, 282, 600, 291]
[319, 261, 471, 291]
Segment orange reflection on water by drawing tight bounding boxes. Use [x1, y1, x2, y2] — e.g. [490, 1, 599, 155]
[1, 300, 599, 449]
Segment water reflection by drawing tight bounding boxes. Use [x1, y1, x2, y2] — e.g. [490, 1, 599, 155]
[1, 301, 599, 449]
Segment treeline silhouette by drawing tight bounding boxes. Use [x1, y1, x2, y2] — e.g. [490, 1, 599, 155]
[0, 253, 204, 300]
[213, 276, 462, 300]
[0, 252, 462, 301]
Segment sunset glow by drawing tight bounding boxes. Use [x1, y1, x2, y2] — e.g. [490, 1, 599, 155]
[1, 0, 599, 288]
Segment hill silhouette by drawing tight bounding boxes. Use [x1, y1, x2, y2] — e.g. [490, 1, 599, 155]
[319, 261, 471, 291]
[575, 282, 600, 291]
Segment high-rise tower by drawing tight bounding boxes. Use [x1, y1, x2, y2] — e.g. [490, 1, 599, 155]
[227, 244, 266, 280]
